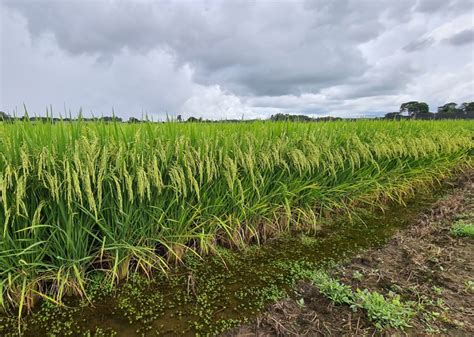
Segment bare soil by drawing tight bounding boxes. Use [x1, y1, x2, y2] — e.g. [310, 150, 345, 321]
[227, 171, 474, 336]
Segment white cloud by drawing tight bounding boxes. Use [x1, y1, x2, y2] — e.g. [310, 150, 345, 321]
[0, 7, 194, 119]
[180, 85, 263, 120]
[1, 0, 473, 118]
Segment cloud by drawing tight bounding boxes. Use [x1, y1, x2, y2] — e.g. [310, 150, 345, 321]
[1, 0, 392, 96]
[0, 8, 194, 119]
[180, 85, 264, 120]
[415, 0, 472, 14]
[1, 0, 473, 118]
[320, 57, 415, 99]
[443, 28, 474, 46]
[415, 0, 446, 13]
[403, 37, 435, 52]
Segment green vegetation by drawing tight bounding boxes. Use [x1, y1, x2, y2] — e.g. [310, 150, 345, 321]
[400, 101, 429, 115]
[450, 221, 474, 238]
[354, 289, 415, 330]
[352, 270, 364, 281]
[465, 280, 474, 293]
[385, 100, 474, 119]
[309, 270, 354, 305]
[308, 270, 415, 330]
[0, 119, 472, 317]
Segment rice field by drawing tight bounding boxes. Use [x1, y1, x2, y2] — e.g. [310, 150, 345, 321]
[0, 119, 472, 315]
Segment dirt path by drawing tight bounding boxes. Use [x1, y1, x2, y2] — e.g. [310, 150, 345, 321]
[228, 171, 474, 336]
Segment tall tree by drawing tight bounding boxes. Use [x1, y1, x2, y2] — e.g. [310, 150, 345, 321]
[400, 101, 429, 116]
[437, 102, 458, 113]
[0, 111, 11, 121]
[460, 102, 474, 113]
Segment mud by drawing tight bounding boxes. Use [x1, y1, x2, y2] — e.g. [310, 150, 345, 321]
[228, 171, 473, 336]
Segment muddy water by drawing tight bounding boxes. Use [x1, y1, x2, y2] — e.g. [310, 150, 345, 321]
[7, 186, 448, 337]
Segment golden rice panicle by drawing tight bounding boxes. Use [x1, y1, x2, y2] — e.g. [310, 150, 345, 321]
[150, 154, 164, 193]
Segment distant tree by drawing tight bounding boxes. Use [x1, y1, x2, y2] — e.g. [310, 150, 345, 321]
[0, 111, 10, 121]
[437, 102, 459, 113]
[460, 102, 474, 114]
[400, 101, 429, 116]
[100, 116, 122, 122]
[128, 117, 141, 123]
[270, 113, 313, 122]
[384, 112, 400, 119]
[187, 116, 199, 122]
[270, 113, 288, 121]
[177, 114, 182, 122]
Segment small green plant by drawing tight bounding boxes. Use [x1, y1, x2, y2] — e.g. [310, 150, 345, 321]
[432, 286, 443, 296]
[352, 270, 364, 281]
[296, 298, 305, 307]
[464, 280, 474, 293]
[300, 235, 319, 246]
[450, 221, 474, 238]
[308, 270, 416, 330]
[354, 289, 415, 330]
[310, 271, 354, 305]
[116, 274, 165, 327]
[235, 284, 286, 307]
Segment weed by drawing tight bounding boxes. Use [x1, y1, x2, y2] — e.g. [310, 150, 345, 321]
[300, 235, 319, 246]
[116, 274, 164, 329]
[307, 270, 416, 330]
[464, 280, 474, 293]
[354, 289, 415, 330]
[310, 271, 354, 305]
[352, 270, 364, 281]
[432, 286, 443, 296]
[450, 221, 474, 238]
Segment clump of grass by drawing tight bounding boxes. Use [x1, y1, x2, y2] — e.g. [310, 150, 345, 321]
[465, 280, 474, 293]
[352, 270, 364, 281]
[354, 289, 415, 330]
[308, 270, 415, 330]
[309, 271, 354, 305]
[450, 221, 474, 238]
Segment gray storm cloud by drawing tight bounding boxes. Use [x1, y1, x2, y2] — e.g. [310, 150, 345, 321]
[3, 0, 384, 95]
[444, 28, 474, 46]
[403, 38, 435, 52]
[1, 0, 473, 119]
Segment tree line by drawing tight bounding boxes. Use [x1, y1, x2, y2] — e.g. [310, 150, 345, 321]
[1, 101, 473, 123]
[385, 101, 474, 119]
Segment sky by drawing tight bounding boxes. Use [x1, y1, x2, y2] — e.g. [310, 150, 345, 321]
[0, 0, 473, 120]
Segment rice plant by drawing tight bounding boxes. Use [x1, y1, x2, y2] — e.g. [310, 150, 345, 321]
[0, 118, 472, 315]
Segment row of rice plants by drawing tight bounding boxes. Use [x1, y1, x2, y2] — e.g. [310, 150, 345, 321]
[0, 119, 472, 315]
